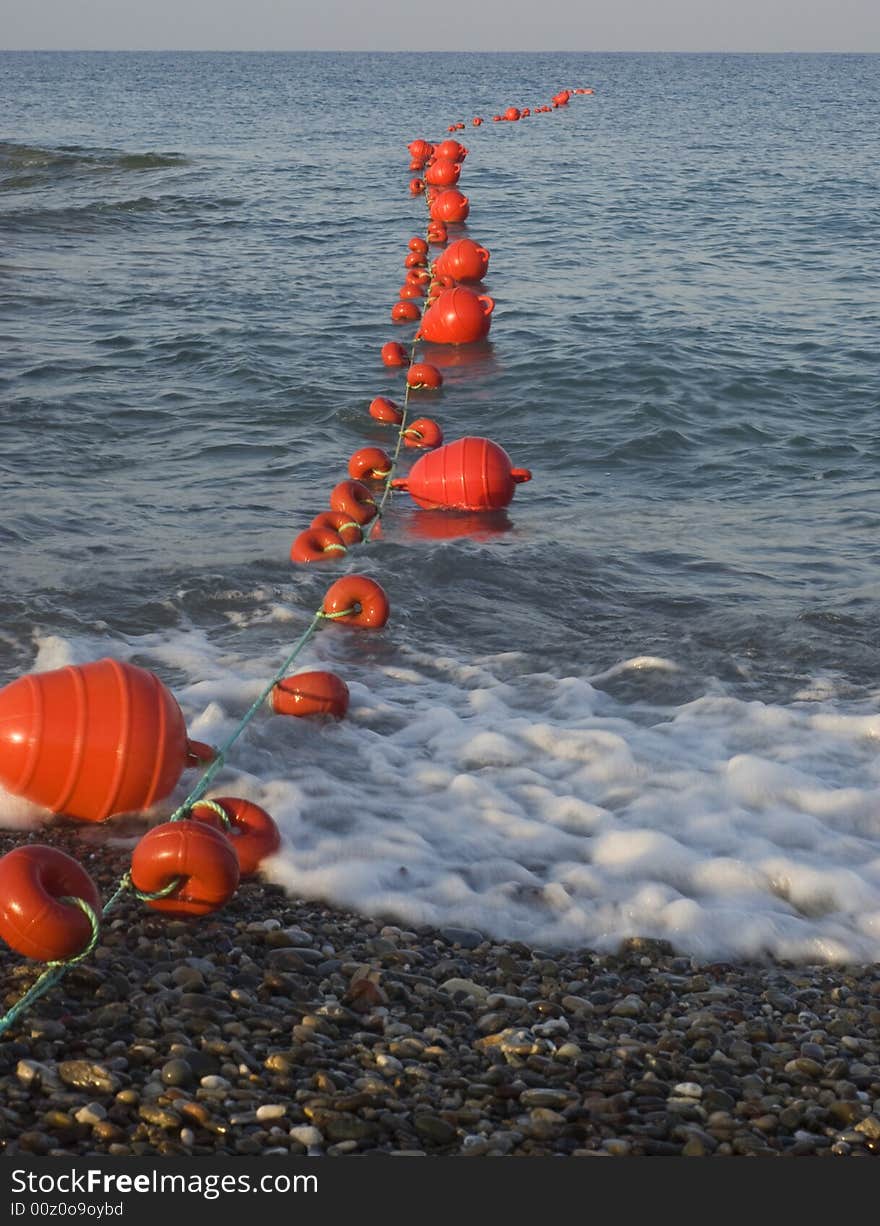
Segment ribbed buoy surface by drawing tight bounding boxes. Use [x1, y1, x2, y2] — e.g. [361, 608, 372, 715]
[392, 437, 532, 511]
[0, 659, 194, 823]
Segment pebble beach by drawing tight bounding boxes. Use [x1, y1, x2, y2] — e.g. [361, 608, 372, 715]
[2, 826, 879, 1160]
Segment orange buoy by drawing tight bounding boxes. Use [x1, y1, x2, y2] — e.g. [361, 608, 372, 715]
[404, 417, 444, 449]
[391, 300, 420, 323]
[425, 158, 461, 187]
[381, 341, 408, 367]
[369, 395, 403, 425]
[404, 252, 427, 269]
[348, 446, 392, 481]
[408, 177, 425, 196]
[418, 287, 494, 344]
[322, 575, 390, 628]
[429, 189, 469, 224]
[406, 362, 443, 390]
[406, 268, 431, 285]
[392, 437, 532, 511]
[130, 821, 240, 916]
[0, 658, 207, 824]
[399, 281, 424, 299]
[271, 671, 350, 720]
[407, 139, 433, 161]
[472, 117, 483, 126]
[522, 108, 531, 117]
[329, 479, 378, 525]
[492, 115, 502, 122]
[504, 106, 521, 121]
[433, 237, 490, 282]
[427, 225, 448, 247]
[553, 90, 571, 106]
[290, 526, 347, 565]
[190, 797, 281, 877]
[408, 236, 428, 255]
[435, 139, 467, 163]
[0, 845, 102, 962]
[310, 510, 363, 546]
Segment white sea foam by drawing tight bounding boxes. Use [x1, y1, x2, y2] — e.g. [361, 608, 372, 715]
[4, 619, 880, 964]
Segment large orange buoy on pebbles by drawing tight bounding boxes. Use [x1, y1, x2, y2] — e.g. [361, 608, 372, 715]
[0, 658, 211, 824]
[329, 479, 378, 525]
[429, 189, 469, 224]
[190, 798, 281, 877]
[433, 238, 490, 282]
[290, 526, 347, 564]
[369, 396, 403, 425]
[435, 139, 467, 162]
[381, 341, 408, 367]
[348, 446, 392, 481]
[271, 671, 350, 720]
[322, 575, 389, 628]
[130, 821, 240, 916]
[311, 511, 363, 546]
[392, 437, 532, 511]
[404, 417, 444, 449]
[406, 362, 443, 390]
[0, 845, 102, 961]
[418, 287, 494, 344]
[425, 158, 461, 187]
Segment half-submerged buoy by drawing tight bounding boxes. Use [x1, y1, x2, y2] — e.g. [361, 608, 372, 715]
[425, 158, 461, 187]
[0, 659, 210, 824]
[435, 139, 467, 163]
[271, 671, 350, 720]
[429, 189, 470, 224]
[418, 286, 494, 344]
[322, 576, 390, 628]
[406, 362, 443, 390]
[369, 396, 403, 425]
[433, 238, 490, 282]
[392, 437, 532, 511]
[0, 845, 102, 961]
[381, 341, 408, 366]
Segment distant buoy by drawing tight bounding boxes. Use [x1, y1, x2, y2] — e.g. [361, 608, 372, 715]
[190, 797, 281, 876]
[381, 341, 408, 366]
[504, 106, 521, 121]
[348, 446, 392, 481]
[392, 437, 532, 511]
[0, 658, 206, 824]
[329, 479, 378, 525]
[271, 671, 350, 720]
[310, 511, 363, 546]
[369, 396, 403, 425]
[418, 287, 494, 344]
[406, 362, 443, 390]
[472, 117, 483, 126]
[429, 189, 470, 224]
[433, 238, 491, 282]
[322, 575, 390, 628]
[409, 178, 425, 196]
[290, 526, 347, 564]
[130, 821, 240, 916]
[0, 845, 102, 962]
[404, 417, 444, 449]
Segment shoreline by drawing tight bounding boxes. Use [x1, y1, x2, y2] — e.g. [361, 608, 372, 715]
[1, 825, 879, 1158]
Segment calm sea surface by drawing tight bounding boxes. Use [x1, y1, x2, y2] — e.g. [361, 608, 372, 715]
[2, 52, 879, 961]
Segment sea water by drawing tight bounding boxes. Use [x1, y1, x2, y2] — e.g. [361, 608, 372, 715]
[2, 51, 879, 962]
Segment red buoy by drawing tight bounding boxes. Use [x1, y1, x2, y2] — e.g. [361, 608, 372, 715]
[310, 510, 363, 546]
[409, 177, 425, 196]
[408, 236, 428, 255]
[429, 189, 469, 224]
[504, 106, 521, 121]
[322, 576, 390, 628]
[404, 251, 427, 268]
[406, 268, 431, 285]
[404, 417, 444, 449]
[425, 158, 461, 187]
[130, 821, 240, 916]
[381, 341, 408, 367]
[391, 300, 420, 323]
[329, 479, 378, 525]
[0, 845, 102, 962]
[433, 238, 490, 282]
[406, 362, 443, 390]
[418, 286, 494, 344]
[407, 139, 433, 161]
[190, 797, 281, 876]
[472, 117, 483, 126]
[290, 526, 347, 564]
[271, 671, 350, 720]
[0, 659, 206, 824]
[369, 396, 403, 425]
[399, 281, 424, 299]
[427, 224, 448, 246]
[435, 139, 467, 163]
[392, 437, 532, 511]
[348, 446, 392, 481]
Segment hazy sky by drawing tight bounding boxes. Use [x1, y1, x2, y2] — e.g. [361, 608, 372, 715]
[1, 0, 878, 52]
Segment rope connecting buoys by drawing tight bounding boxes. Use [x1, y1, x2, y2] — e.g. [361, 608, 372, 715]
[130, 821, 240, 916]
[322, 575, 390, 628]
[392, 437, 532, 511]
[0, 658, 209, 824]
[0, 845, 102, 962]
[190, 797, 282, 877]
[418, 286, 495, 344]
[271, 670, 350, 720]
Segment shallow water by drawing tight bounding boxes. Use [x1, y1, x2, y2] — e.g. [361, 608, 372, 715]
[2, 51, 880, 961]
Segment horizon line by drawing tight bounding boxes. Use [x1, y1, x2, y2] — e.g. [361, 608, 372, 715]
[2, 47, 878, 55]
